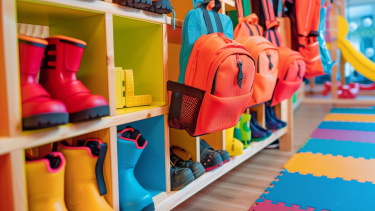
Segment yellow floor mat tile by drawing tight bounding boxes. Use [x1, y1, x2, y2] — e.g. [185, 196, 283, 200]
[324, 114, 375, 123]
[284, 152, 375, 183]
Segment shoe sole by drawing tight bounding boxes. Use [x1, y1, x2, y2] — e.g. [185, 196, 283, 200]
[23, 113, 69, 130]
[69, 105, 109, 123]
[141, 203, 155, 211]
[205, 161, 224, 172]
[171, 172, 195, 191]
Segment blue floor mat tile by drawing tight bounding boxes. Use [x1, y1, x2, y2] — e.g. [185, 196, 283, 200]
[318, 121, 375, 132]
[259, 171, 375, 211]
[299, 138, 375, 159]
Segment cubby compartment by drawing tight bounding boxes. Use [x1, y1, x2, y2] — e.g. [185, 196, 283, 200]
[16, 0, 109, 125]
[24, 128, 115, 209]
[113, 15, 165, 116]
[117, 115, 167, 203]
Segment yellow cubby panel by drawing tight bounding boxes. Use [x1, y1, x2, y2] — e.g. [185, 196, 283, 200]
[113, 15, 165, 113]
[200, 130, 225, 152]
[115, 68, 126, 108]
[170, 128, 199, 162]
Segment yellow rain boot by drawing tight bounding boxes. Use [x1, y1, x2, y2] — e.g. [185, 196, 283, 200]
[57, 140, 113, 211]
[225, 127, 244, 156]
[25, 152, 68, 211]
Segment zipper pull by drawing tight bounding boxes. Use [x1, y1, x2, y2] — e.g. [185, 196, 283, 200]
[298, 65, 301, 79]
[268, 55, 273, 70]
[236, 54, 243, 89]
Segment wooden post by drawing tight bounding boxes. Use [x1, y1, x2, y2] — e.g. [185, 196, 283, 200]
[328, 1, 339, 99]
[105, 13, 117, 117]
[278, 98, 293, 151]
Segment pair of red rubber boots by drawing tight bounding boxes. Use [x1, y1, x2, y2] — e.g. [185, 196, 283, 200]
[19, 35, 109, 130]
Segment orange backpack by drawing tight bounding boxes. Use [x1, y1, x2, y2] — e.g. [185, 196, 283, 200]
[168, 33, 255, 136]
[233, 0, 263, 39]
[236, 36, 278, 107]
[271, 47, 306, 106]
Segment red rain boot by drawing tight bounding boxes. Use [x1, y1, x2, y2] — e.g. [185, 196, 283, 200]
[18, 35, 68, 130]
[39, 36, 109, 123]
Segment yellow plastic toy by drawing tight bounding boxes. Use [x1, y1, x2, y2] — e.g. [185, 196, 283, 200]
[25, 152, 68, 211]
[115, 68, 152, 108]
[57, 141, 113, 211]
[337, 16, 375, 82]
[225, 126, 244, 156]
[115, 67, 126, 108]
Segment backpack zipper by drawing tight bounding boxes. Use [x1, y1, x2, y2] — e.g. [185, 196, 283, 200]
[210, 51, 250, 95]
[298, 64, 301, 79]
[218, 33, 232, 43]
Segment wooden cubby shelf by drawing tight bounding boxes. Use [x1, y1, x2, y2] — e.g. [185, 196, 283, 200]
[0, 0, 294, 210]
[0, 106, 169, 155]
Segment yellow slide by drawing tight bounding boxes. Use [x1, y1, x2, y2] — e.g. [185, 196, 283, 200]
[337, 16, 375, 82]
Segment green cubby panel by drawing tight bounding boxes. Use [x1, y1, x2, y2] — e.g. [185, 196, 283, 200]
[16, 0, 109, 102]
[117, 115, 167, 194]
[113, 15, 165, 114]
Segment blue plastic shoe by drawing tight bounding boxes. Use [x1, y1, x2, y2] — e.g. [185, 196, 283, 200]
[118, 126, 155, 211]
[251, 112, 272, 137]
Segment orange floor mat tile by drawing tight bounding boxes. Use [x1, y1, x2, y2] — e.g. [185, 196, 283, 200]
[324, 114, 375, 123]
[284, 152, 375, 183]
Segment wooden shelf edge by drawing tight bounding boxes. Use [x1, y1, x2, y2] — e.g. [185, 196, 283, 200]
[26, 0, 168, 24]
[155, 127, 287, 211]
[221, 0, 235, 7]
[0, 105, 169, 155]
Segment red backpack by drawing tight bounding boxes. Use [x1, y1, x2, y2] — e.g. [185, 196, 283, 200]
[271, 47, 306, 106]
[168, 32, 255, 136]
[233, 0, 264, 39]
[251, 0, 307, 106]
[236, 36, 278, 107]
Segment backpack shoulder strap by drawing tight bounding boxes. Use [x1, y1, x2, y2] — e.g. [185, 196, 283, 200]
[236, 0, 244, 19]
[200, 0, 223, 34]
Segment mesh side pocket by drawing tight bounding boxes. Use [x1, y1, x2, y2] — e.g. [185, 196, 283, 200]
[167, 81, 205, 137]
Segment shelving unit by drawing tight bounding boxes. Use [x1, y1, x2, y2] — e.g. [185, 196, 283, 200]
[0, 0, 294, 211]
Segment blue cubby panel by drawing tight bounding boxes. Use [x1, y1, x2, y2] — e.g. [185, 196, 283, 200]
[117, 115, 166, 195]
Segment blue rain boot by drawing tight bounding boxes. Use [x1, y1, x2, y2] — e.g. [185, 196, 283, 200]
[118, 126, 155, 211]
[266, 106, 287, 128]
[265, 106, 283, 130]
[251, 112, 272, 137]
[250, 112, 269, 141]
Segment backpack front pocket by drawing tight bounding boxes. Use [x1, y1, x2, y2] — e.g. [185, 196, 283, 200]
[195, 91, 252, 136]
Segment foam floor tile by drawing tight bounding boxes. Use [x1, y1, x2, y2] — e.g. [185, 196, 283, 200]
[260, 171, 375, 211]
[318, 121, 375, 131]
[249, 199, 322, 211]
[330, 108, 375, 115]
[324, 114, 375, 123]
[298, 138, 375, 159]
[310, 129, 375, 143]
[284, 152, 375, 183]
